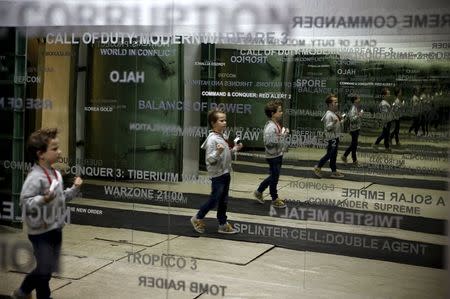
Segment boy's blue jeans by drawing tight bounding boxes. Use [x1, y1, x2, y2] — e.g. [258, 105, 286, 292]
[344, 130, 360, 162]
[20, 228, 62, 299]
[318, 138, 340, 172]
[197, 173, 230, 225]
[257, 155, 283, 200]
[375, 122, 391, 149]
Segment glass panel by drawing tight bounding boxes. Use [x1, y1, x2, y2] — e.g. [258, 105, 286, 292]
[0, 1, 448, 298]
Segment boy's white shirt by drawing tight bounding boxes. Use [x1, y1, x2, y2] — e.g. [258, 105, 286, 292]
[392, 97, 403, 120]
[379, 99, 393, 123]
[263, 120, 288, 158]
[348, 104, 362, 131]
[321, 110, 341, 140]
[20, 164, 80, 235]
[201, 131, 235, 178]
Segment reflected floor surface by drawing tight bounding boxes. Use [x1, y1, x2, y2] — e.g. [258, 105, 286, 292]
[0, 224, 447, 299]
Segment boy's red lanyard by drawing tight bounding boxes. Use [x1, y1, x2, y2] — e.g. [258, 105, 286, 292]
[39, 166, 57, 184]
[212, 131, 231, 148]
[212, 131, 224, 139]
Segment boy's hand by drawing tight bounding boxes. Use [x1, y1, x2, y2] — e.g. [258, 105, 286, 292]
[234, 143, 243, 151]
[43, 190, 56, 203]
[73, 177, 83, 188]
[216, 143, 225, 154]
[282, 127, 290, 135]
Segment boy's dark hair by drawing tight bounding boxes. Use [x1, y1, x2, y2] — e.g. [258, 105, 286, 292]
[325, 94, 337, 106]
[394, 87, 401, 97]
[381, 87, 390, 96]
[264, 99, 283, 118]
[27, 128, 58, 162]
[207, 109, 225, 127]
[350, 94, 359, 103]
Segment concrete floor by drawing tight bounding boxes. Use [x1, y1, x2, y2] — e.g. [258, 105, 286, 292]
[0, 224, 447, 299]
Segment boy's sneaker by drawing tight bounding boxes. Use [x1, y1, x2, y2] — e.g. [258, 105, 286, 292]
[218, 222, 238, 234]
[313, 166, 322, 178]
[352, 160, 359, 167]
[190, 216, 206, 233]
[331, 171, 345, 178]
[341, 155, 348, 163]
[253, 190, 264, 204]
[271, 198, 287, 209]
[11, 289, 31, 299]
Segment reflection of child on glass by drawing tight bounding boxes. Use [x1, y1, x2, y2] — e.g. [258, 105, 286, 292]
[390, 87, 404, 146]
[313, 94, 345, 178]
[190, 109, 243, 234]
[254, 99, 289, 208]
[341, 95, 363, 166]
[13, 128, 83, 299]
[373, 87, 392, 151]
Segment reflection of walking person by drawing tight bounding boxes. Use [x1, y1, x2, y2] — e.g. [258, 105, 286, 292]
[418, 89, 431, 136]
[254, 99, 289, 208]
[390, 87, 404, 146]
[408, 87, 421, 135]
[313, 94, 344, 178]
[190, 109, 243, 234]
[373, 88, 392, 152]
[13, 128, 83, 299]
[342, 95, 363, 166]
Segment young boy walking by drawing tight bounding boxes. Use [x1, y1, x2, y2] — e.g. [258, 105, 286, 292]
[190, 109, 243, 234]
[313, 94, 345, 178]
[13, 128, 83, 299]
[373, 88, 392, 152]
[341, 95, 363, 166]
[390, 87, 404, 146]
[254, 99, 289, 208]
